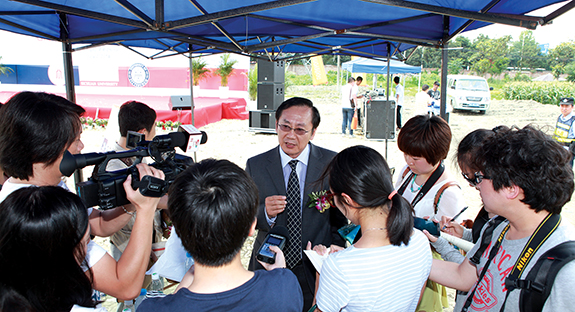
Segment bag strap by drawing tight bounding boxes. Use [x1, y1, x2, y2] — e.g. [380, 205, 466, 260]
[397, 162, 445, 208]
[401, 167, 410, 180]
[519, 240, 575, 312]
[470, 216, 507, 265]
[433, 181, 460, 215]
[462, 221, 511, 312]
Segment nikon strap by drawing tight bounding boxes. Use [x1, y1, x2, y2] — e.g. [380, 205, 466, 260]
[499, 213, 561, 312]
[397, 162, 445, 209]
[461, 213, 561, 312]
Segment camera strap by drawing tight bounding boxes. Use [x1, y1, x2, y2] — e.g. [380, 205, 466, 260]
[461, 213, 561, 312]
[397, 162, 445, 209]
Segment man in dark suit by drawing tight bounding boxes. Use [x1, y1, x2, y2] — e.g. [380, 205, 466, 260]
[247, 97, 348, 311]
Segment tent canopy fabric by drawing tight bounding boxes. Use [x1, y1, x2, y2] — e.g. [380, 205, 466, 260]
[0, 0, 571, 61]
[342, 58, 422, 75]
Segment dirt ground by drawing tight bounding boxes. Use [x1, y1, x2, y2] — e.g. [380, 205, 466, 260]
[80, 85, 575, 311]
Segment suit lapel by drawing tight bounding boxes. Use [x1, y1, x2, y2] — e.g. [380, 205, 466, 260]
[266, 146, 286, 195]
[304, 143, 323, 195]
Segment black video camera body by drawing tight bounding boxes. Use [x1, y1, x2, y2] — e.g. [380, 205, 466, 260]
[61, 128, 206, 209]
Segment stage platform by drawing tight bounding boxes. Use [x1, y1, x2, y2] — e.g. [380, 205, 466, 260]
[0, 92, 248, 128]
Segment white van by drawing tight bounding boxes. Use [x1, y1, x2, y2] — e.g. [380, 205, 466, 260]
[446, 75, 492, 114]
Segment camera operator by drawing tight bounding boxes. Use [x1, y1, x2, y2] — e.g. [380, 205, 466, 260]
[0, 91, 164, 300]
[106, 101, 167, 262]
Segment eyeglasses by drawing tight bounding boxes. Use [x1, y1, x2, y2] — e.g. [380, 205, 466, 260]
[278, 124, 310, 135]
[462, 172, 491, 186]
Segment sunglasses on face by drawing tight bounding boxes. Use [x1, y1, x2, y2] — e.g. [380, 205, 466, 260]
[461, 172, 490, 186]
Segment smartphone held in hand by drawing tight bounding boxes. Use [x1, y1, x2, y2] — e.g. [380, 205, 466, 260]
[413, 217, 441, 237]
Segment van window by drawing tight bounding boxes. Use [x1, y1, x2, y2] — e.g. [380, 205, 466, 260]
[456, 79, 488, 91]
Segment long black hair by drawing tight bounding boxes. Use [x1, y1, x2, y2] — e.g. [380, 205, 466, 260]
[323, 145, 414, 246]
[0, 186, 96, 312]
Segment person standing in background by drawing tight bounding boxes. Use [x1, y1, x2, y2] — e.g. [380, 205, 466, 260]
[341, 77, 356, 136]
[552, 97, 575, 167]
[354, 76, 364, 129]
[427, 81, 440, 101]
[415, 84, 432, 116]
[394, 76, 404, 130]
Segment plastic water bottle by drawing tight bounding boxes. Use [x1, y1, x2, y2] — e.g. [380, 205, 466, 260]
[134, 288, 147, 310]
[122, 299, 134, 312]
[146, 273, 165, 298]
[185, 252, 194, 272]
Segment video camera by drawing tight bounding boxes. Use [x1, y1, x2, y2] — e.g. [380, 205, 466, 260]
[60, 126, 207, 209]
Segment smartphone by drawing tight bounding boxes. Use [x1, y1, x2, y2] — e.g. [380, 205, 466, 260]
[413, 216, 441, 237]
[256, 233, 287, 264]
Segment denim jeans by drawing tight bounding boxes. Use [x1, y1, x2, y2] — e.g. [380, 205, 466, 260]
[342, 108, 354, 135]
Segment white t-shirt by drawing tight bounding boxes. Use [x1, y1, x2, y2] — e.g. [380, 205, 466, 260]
[0, 179, 106, 270]
[341, 83, 354, 109]
[414, 91, 431, 115]
[395, 83, 404, 106]
[316, 230, 432, 312]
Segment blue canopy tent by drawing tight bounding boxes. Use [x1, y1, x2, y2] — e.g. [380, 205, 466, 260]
[0, 0, 573, 116]
[342, 57, 422, 96]
[342, 58, 421, 75]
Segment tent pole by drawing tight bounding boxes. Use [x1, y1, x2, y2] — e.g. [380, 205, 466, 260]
[62, 42, 75, 103]
[60, 13, 82, 184]
[189, 46, 197, 162]
[60, 14, 76, 104]
[385, 43, 391, 160]
[418, 65, 422, 91]
[440, 15, 449, 122]
[337, 55, 340, 88]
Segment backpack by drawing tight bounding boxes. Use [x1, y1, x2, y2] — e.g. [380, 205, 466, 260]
[518, 241, 575, 312]
[471, 218, 575, 312]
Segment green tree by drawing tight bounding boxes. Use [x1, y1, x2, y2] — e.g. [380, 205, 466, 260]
[448, 58, 464, 75]
[215, 54, 238, 87]
[552, 64, 565, 80]
[549, 41, 575, 67]
[471, 35, 511, 76]
[191, 57, 210, 86]
[322, 54, 350, 65]
[0, 57, 13, 76]
[565, 61, 575, 82]
[446, 36, 475, 72]
[405, 46, 442, 68]
[509, 31, 546, 70]
[248, 65, 257, 101]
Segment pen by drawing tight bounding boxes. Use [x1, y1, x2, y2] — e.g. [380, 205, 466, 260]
[442, 206, 468, 230]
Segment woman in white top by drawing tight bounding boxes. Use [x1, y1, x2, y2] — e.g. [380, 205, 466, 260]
[0, 186, 112, 311]
[315, 146, 432, 312]
[395, 114, 466, 312]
